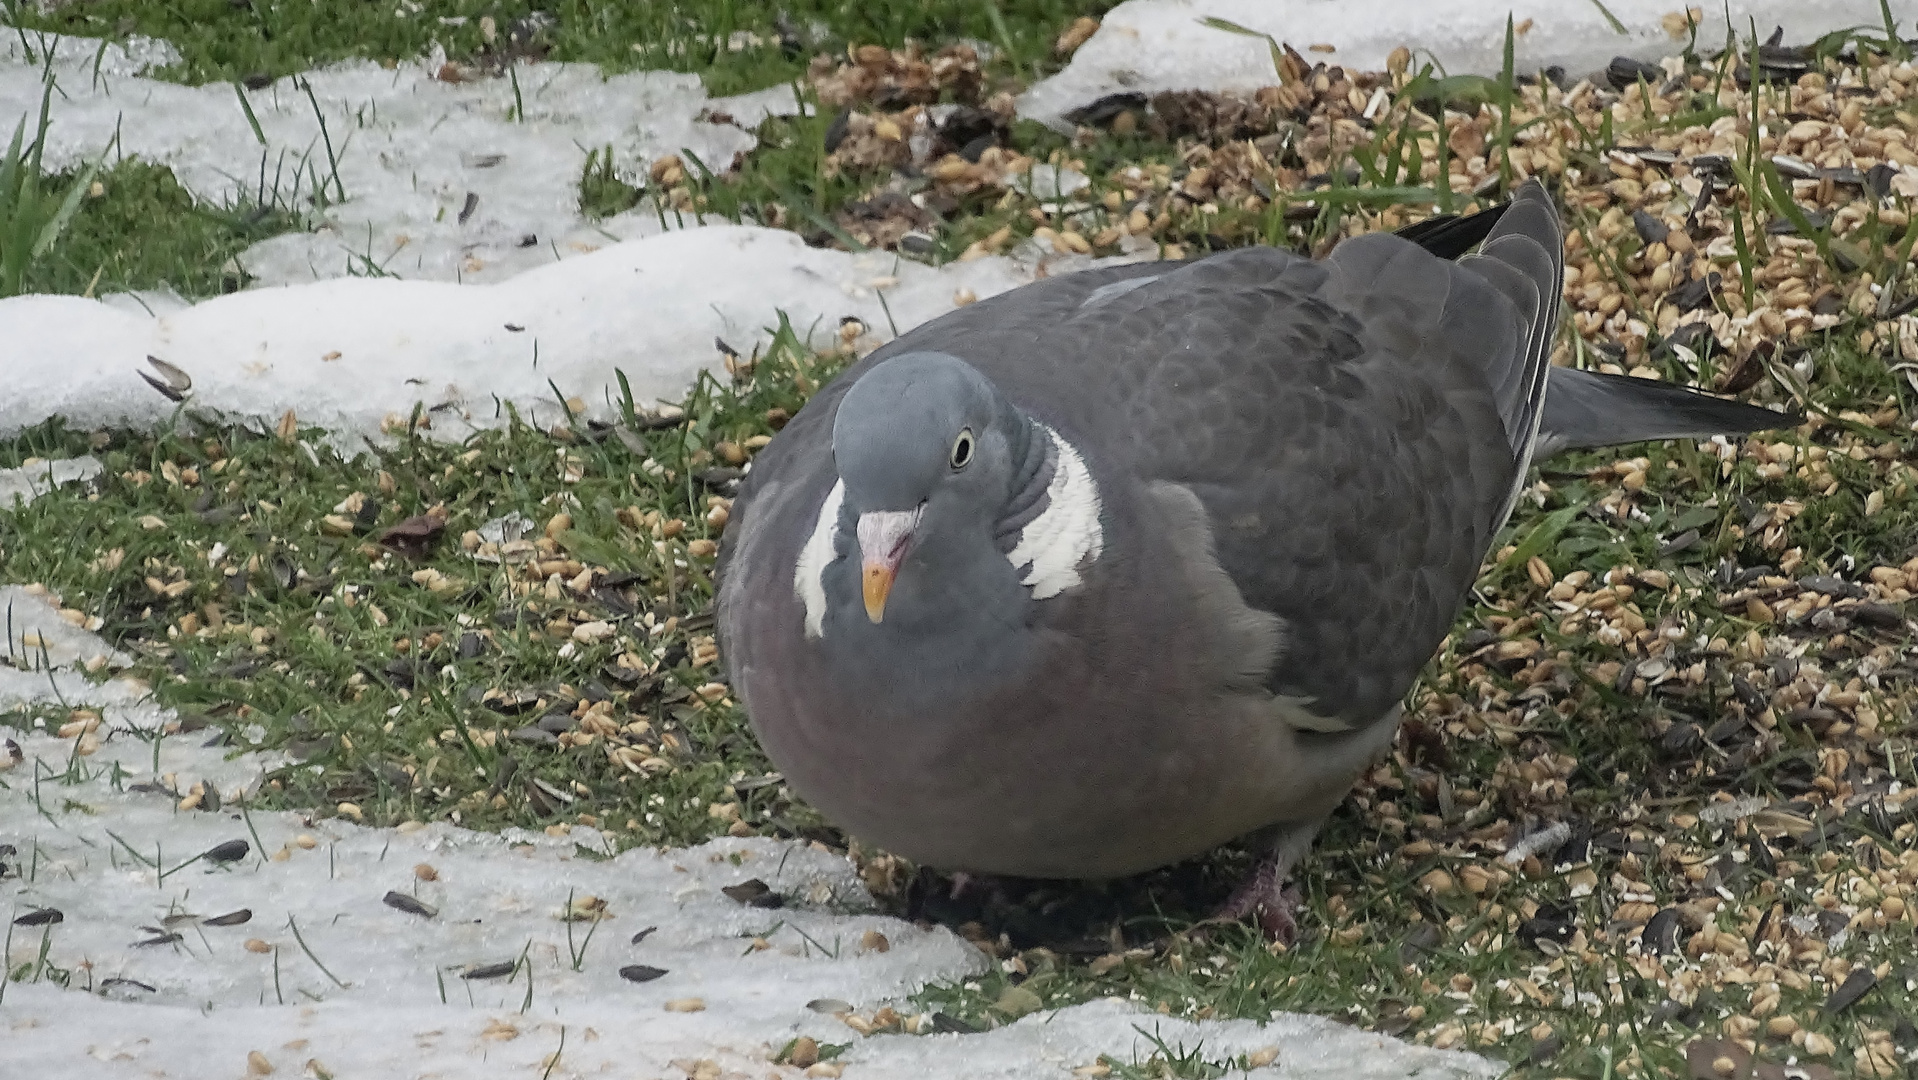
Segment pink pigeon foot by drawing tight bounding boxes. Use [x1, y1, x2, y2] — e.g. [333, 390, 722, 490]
[1214, 856, 1305, 944]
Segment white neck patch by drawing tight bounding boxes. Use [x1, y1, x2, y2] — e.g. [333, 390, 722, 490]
[1005, 426, 1103, 600]
[793, 478, 845, 639]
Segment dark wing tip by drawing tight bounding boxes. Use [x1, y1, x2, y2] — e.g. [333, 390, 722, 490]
[1394, 205, 1508, 261]
[1393, 179, 1560, 261]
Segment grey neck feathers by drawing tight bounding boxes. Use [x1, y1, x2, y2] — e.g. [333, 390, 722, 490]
[994, 408, 1057, 553]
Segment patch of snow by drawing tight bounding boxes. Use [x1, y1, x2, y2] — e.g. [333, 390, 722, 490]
[0, 226, 1123, 445]
[0, 583, 128, 673]
[0, 33, 1156, 448]
[0, 30, 802, 288]
[0, 583, 146, 726]
[476, 510, 537, 545]
[1019, 0, 1899, 129]
[0, 596, 1501, 1079]
[0, 454, 102, 507]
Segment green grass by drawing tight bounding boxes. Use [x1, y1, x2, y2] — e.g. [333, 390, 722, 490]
[1, 56, 99, 297]
[17, 159, 300, 298]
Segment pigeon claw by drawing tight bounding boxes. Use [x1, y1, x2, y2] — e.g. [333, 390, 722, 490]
[1213, 861, 1304, 946]
[1248, 885, 1303, 945]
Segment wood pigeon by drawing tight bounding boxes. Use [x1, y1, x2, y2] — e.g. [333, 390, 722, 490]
[716, 180, 1792, 937]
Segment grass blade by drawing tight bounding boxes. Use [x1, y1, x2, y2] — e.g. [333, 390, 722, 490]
[297, 77, 347, 204]
[234, 82, 267, 146]
[1495, 505, 1582, 579]
[1880, 0, 1910, 61]
[1587, 0, 1630, 35]
[1198, 16, 1295, 86]
[767, 178, 865, 251]
[31, 154, 99, 262]
[287, 914, 347, 988]
[1729, 207, 1757, 309]
[1750, 157, 1840, 276]
[1495, 14, 1516, 192]
[0, 115, 26, 220]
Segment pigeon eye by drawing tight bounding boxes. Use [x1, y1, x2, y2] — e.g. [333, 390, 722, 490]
[949, 428, 975, 469]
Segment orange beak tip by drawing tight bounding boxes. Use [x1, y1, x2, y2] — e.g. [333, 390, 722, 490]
[861, 564, 894, 623]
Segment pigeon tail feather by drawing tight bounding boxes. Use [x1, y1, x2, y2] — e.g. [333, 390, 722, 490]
[1536, 367, 1800, 458]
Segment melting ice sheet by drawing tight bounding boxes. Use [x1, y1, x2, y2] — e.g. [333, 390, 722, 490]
[0, 470, 1504, 1078]
[1019, 0, 1901, 129]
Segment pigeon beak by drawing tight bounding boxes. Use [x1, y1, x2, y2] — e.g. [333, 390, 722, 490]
[861, 561, 897, 623]
[856, 508, 921, 624]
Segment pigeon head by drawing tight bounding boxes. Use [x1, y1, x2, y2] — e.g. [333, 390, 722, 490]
[829, 351, 1030, 624]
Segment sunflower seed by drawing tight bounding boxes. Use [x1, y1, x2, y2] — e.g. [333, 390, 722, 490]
[1063, 92, 1148, 127]
[1798, 575, 1864, 599]
[720, 879, 784, 908]
[1631, 210, 1669, 245]
[1695, 154, 1741, 177]
[1769, 154, 1815, 179]
[1605, 56, 1663, 91]
[1643, 907, 1682, 955]
[383, 891, 439, 918]
[203, 840, 250, 864]
[141, 355, 193, 401]
[1824, 967, 1877, 1014]
[929, 1012, 982, 1033]
[1867, 162, 1899, 198]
